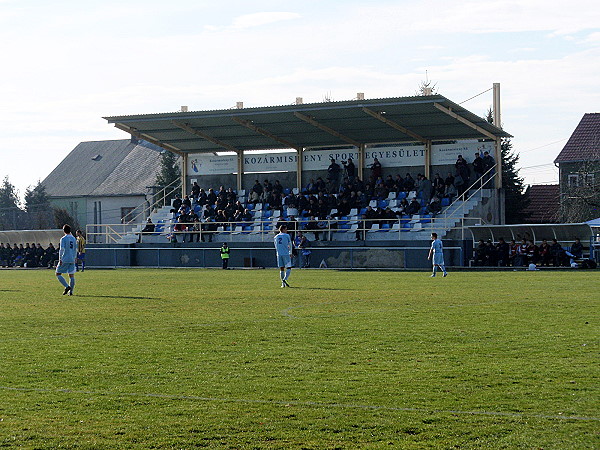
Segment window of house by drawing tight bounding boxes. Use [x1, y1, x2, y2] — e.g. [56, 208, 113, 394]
[567, 174, 579, 188]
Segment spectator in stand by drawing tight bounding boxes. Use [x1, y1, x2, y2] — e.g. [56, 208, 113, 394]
[406, 197, 421, 216]
[343, 157, 356, 182]
[261, 179, 273, 202]
[226, 187, 237, 204]
[482, 151, 495, 186]
[191, 181, 200, 199]
[374, 180, 387, 200]
[328, 158, 342, 192]
[455, 155, 470, 195]
[496, 238, 510, 266]
[250, 180, 263, 203]
[362, 206, 379, 238]
[370, 158, 382, 182]
[404, 173, 415, 191]
[138, 218, 155, 243]
[570, 238, 584, 259]
[305, 178, 317, 194]
[418, 175, 432, 204]
[397, 198, 409, 215]
[335, 198, 352, 218]
[206, 188, 217, 207]
[472, 152, 484, 181]
[311, 177, 322, 193]
[432, 173, 445, 198]
[0, 243, 8, 267]
[172, 194, 183, 211]
[444, 172, 455, 188]
[444, 180, 457, 202]
[426, 196, 442, 215]
[182, 195, 192, 210]
[196, 188, 207, 206]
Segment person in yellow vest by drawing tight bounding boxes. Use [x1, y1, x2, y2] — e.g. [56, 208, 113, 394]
[220, 242, 230, 269]
[76, 229, 86, 272]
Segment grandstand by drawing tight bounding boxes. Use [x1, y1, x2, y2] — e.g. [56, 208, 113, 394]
[87, 92, 519, 268]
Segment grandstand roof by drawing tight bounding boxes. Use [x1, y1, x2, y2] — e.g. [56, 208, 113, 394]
[104, 94, 511, 154]
[42, 139, 162, 197]
[554, 113, 600, 164]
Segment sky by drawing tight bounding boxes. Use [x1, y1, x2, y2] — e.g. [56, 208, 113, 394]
[1, 0, 599, 201]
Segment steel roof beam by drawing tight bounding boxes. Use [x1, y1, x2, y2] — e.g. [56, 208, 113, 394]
[433, 103, 497, 141]
[172, 121, 241, 153]
[293, 112, 361, 148]
[114, 123, 185, 156]
[361, 107, 428, 144]
[232, 117, 302, 151]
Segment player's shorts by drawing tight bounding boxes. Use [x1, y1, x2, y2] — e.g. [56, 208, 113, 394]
[77, 252, 85, 260]
[56, 262, 76, 275]
[277, 254, 292, 268]
[432, 253, 445, 265]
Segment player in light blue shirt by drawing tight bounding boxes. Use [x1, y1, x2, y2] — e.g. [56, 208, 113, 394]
[56, 224, 78, 295]
[274, 224, 293, 287]
[428, 232, 448, 277]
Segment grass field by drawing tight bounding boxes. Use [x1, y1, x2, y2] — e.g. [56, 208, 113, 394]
[0, 268, 598, 449]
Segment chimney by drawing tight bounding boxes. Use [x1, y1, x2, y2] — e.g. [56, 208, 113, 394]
[236, 101, 244, 109]
[357, 92, 365, 100]
[296, 97, 303, 105]
[180, 106, 188, 112]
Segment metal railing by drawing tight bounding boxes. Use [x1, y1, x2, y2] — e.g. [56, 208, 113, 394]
[442, 163, 497, 222]
[126, 178, 183, 226]
[87, 216, 486, 244]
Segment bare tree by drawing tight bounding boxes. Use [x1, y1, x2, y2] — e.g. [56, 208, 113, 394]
[559, 131, 600, 222]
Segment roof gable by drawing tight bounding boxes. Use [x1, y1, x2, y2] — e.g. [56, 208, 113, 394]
[554, 113, 600, 164]
[42, 139, 161, 197]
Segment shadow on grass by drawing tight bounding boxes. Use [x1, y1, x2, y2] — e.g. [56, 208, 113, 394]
[0, 289, 21, 292]
[76, 294, 159, 300]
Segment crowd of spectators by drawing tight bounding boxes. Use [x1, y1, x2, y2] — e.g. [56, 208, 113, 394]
[473, 237, 585, 267]
[0, 242, 58, 268]
[162, 153, 498, 242]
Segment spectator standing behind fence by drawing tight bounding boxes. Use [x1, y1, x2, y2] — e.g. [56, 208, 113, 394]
[472, 152, 484, 181]
[76, 230, 86, 272]
[220, 242, 230, 269]
[370, 158, 382, 182]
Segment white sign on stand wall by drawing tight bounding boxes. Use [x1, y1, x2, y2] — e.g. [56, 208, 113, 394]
[187, 141, 496, 175]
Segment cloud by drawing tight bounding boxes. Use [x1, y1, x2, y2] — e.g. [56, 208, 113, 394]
[230, 11, 301, 30]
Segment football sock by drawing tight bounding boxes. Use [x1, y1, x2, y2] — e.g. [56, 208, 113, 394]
[280, 270, 285, 281]
[432, 266, 437, 275]
[57, 275, 69, 288]
[441, 265, 447, 274]
[70, 278, 75, 289]
[285, 268, 291, 280]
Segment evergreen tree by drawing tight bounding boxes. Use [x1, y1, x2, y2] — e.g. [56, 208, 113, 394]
[0, 176, 22, 230]
[155, 151, 181, 206]
[485, 109, 529, 223]
[24, 181, 49, 212]
[24, 181, 53, 229]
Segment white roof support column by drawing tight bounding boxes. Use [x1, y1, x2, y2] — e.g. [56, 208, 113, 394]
[181, 153, 188, 197]
[358, 144, 365, 182]
[236, 151, 243, 192]
[296, 148, 303, 191]
[424, 140, 432, 179]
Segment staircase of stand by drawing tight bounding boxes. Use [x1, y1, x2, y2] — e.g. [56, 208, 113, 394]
[116, 205, 175, 244]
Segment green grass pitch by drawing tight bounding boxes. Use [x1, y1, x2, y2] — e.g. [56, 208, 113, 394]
[0, 268, 598, 448]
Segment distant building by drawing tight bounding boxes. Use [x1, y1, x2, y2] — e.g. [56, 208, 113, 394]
[42, 138, 163, 229]
[553, 113, 600, 222]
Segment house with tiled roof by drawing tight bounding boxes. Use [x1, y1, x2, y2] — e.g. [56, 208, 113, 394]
[553, 113, 600, 222]
[42, 138, 163, 229]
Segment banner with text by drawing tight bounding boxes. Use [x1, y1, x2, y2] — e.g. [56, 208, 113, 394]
[187, 141, 496, 175]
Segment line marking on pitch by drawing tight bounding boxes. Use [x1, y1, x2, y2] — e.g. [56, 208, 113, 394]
[1, 385, 598, 422]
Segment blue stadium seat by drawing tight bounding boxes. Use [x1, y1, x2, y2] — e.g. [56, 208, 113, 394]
[441, 197, 450, 207]
[398, 191, 407, 199]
